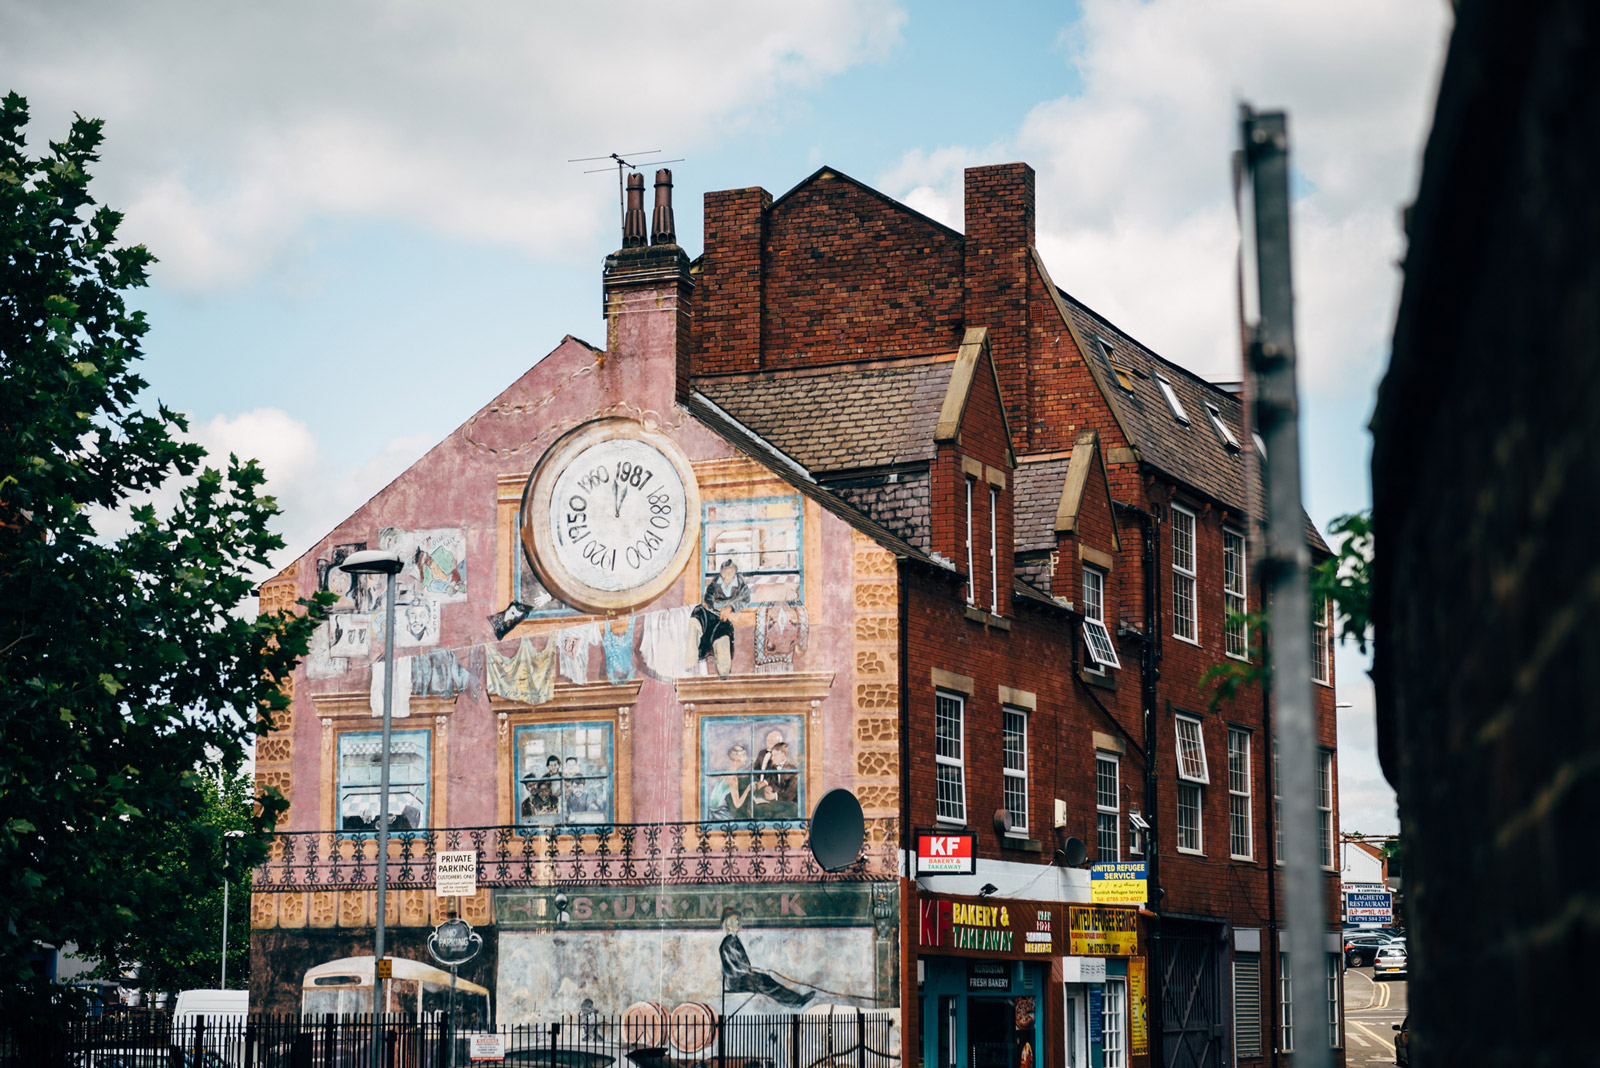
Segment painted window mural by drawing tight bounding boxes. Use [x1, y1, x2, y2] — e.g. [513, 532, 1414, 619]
[700, 715, 805, 822]
[338, 730, 430, 832]
[701, 495, 803, 605]
[514, 722, 615, 828]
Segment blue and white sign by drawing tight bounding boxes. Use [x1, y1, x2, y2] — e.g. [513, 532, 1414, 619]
[1345, 891, 1393, 923]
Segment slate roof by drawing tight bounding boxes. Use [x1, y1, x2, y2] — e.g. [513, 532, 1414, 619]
[1014, 457, 1072, 552]
[1048, 281, 1331, 554]
[694, 359, 954, 474]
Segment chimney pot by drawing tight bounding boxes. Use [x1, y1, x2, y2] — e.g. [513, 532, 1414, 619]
[651, 168, 676, 245]
[623, 173, 647, 248]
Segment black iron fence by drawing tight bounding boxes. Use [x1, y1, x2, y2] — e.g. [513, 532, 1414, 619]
[1, 1010, 899, 1068]
[253, 820, 900, 892]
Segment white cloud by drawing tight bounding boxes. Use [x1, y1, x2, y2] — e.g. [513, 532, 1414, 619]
[4, 0, 905, 288]
[877, 0, 1451, 396]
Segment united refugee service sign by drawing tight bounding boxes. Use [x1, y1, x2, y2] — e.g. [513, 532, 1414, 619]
[1089, 862, 1148, 904]
[1345, 891, 1394, 923]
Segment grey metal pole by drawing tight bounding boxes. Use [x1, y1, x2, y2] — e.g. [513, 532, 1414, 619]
[220, 836, 229, 990]
[1241, 105, 1331, 1068]
[373, 567, 398, 1068]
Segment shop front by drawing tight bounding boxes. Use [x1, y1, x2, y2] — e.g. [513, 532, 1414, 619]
[916, 893, 1150, 1068]
[917, 893, 1057, 1068]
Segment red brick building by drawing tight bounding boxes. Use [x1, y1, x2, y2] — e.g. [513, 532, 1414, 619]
[252, 163, 1340, 1068]
[689, 162, 1343, 1068]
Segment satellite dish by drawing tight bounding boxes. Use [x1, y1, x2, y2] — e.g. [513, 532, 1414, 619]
[809, 789, 865, 872]
[993, 808, 1015, 840]
[1059, 837, 1088, 867]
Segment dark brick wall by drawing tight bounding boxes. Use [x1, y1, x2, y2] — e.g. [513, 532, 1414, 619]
[1373, 1, 1600, 1063]
[828, 470, 932, 553]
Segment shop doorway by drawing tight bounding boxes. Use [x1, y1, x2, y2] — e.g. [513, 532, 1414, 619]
[1062, 985, 1088, 1068]
[969, 998, 1018, 1068]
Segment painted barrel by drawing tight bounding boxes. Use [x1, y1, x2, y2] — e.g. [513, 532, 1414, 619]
[669, 1000, 718, 1053]
[622, 1001, 669, 1047]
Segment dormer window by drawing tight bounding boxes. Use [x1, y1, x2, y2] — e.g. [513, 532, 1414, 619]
[1156, 374, 1190, 425]
[1206, 403, 1241, 451]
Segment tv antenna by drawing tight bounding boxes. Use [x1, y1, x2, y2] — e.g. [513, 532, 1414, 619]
[570, 150, 685, 231]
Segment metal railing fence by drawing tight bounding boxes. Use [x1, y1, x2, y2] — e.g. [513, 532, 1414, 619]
[253, 820, 899, 892]
[0, 1009, 899, 1068]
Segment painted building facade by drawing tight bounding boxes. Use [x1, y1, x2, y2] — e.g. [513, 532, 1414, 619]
[252, 164, 1342, 1068]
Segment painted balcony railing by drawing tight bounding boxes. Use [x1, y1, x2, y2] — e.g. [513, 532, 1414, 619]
[254, 819, 900, 892]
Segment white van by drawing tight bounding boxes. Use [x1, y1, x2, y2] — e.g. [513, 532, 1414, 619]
[172, 989, 249, 1062]
[173, 987, 249, 1020]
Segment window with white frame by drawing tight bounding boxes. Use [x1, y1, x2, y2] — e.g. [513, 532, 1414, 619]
[1102, 976, 1127, 1068]
[1171, 505, 1198, 642]
[1096, 754, 1119, 861]
[990, 485, 1000, 615]
[1228, 728, 1253, 860]
[935, 691, 966, 823]
[964, 479, 976, 605]
[1223, 528, 1248, 659]
[1082, 566, 1120, 670]
[1318, 749, 1336, 869]
[1205, 402, 1241, 450]
[1175, 716, 1210, 783]
[1326, 952, 1343, 1048]
[1177, 781, 1203, 853]
[1156, 374, 1191, 425]
[1280, 953, 1294, 1053]
[1002, 708, 1028, 834]
[1128, 810, 1145, 856]
[1234, 952, 1262, 1060]
[1312, 597, 1332, 684]
[1272, 741, 1284, 863]
[1175, 714, 1207, 853]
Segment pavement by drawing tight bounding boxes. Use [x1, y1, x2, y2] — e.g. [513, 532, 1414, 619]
[1343, 965, 1408, 1066]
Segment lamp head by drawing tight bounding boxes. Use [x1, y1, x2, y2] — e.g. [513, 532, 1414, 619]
[978, 883, 999, 898]
[338, 550, 404, 576]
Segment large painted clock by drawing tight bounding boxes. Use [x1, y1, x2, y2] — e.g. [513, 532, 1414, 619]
[520, 419, 701, 614]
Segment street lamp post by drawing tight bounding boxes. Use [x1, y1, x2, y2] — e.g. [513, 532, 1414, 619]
[338, 549, 405, 1068]
[219, 829, 245, 988]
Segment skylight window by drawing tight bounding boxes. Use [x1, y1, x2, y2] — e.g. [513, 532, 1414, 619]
[1155, 374, 1190, 425]
[1205, 403, 1241, 450]
[1096, 337, 1136, 393]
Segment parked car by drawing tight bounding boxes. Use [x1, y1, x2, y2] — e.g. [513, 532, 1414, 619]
[1343, 932, 1397, 967]
[1393, 1015, 1409, 1065]
[1373, 943, 1409, 980]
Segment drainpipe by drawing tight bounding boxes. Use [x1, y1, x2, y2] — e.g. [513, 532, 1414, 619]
[1116, 499, 1162, 1068]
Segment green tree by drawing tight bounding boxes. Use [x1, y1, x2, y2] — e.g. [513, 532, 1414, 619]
[87, 771, 259, 996]
[0, 93, 325, 1013]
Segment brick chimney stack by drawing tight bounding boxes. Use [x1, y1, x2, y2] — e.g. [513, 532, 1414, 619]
[964, 162, 1036, 440]
[603, 169, 694, 408]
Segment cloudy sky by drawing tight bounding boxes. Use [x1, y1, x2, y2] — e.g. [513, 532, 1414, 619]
[3, 0, 1454, 833]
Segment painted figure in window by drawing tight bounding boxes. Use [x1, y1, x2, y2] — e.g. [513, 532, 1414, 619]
[707, 745, 755, 820]
[718, 907, 813, 1007]
[752, 733, 799, 820]
[691, 560, 751, 678]
[563, 756, 604, 816]
[521, 772, 560, 818]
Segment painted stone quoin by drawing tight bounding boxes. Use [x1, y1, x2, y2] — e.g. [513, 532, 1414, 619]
[254, 163, 1341, 1068]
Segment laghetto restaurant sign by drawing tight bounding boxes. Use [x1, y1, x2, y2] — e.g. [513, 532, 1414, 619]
[918, 893, 1062, 959]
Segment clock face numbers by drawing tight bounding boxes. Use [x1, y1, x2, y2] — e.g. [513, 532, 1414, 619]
[547, 437, 689, 594]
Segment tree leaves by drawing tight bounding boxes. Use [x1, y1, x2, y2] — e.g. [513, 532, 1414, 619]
[0, 92, 327, 1010]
